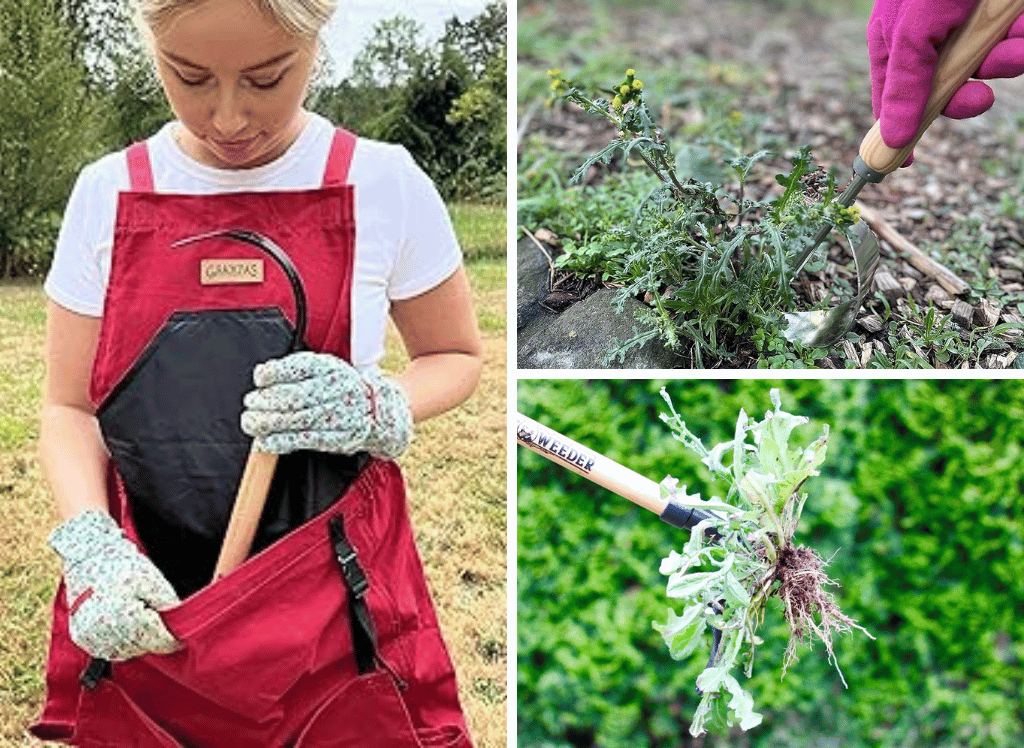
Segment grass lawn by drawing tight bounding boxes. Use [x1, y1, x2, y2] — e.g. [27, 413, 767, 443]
[450, 203, 507, 263]
[0, 233, 506, 745]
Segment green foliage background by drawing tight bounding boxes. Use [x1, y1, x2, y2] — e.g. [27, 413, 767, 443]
[517, 380, 1024, 747]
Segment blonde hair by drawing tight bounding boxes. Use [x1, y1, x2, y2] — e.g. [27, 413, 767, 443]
[135, 0, 337, 39]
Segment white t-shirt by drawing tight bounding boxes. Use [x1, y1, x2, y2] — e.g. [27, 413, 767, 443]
[44, 113, 462, 369]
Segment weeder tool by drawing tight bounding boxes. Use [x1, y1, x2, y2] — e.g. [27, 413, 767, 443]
[785, 0, 1024, 347]
[172, 228, 309, 582]
[517, 412, 728, 678]
[516, 413, 723, 539]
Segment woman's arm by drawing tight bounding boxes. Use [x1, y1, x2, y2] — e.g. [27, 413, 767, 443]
[38, 301, 110, 521]
[389, 265, 483, 423]
[39, 302, 182, 659]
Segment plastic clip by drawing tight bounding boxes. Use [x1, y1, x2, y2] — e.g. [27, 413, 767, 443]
[329, 516, 369, 600]
[80, 658, 111, 690]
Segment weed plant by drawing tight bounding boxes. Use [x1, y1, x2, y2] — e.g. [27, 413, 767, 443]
[654, 388, 871, 735]
[518, 379, 1024, 747]
[538, 69, 863, 367]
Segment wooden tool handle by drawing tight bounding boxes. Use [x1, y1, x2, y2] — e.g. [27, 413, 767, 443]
[859, 0, 1024, 175]
[211, 446, 278, 581]
[516, 413, 667, 515]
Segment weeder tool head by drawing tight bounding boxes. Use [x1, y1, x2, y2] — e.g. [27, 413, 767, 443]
[783, 220, 880, 348]
[783, 157, 884, 347]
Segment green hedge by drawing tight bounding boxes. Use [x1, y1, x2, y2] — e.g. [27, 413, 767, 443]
[517, 380, 1024, 748]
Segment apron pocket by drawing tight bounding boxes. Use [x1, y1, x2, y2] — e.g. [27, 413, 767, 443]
[98, 307, 365, 599]
[133, 471, 392, 719]
[73, 679, 183, 748]
[294, 671, 421, 748]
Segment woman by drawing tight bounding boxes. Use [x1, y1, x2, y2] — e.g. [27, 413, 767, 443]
[34, 0, 482, 745]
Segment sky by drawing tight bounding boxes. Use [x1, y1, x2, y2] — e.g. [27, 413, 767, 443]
[321, 0, 497, 80]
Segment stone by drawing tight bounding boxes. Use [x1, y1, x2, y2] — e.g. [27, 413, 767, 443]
[517, 236, 552, 338]
[517, 288, 682, 369]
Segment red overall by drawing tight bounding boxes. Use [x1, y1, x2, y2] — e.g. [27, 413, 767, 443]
[32, 130, 473, 747]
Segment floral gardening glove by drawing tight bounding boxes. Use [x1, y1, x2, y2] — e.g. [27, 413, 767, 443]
[868, 0, 1024, 159]
[48, 510, 180, 661]
[240, 351, 413, 459]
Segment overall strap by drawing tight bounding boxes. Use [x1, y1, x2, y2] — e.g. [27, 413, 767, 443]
[322, 128, 357, 187]
[126, 142, 155, 192]
[328, 515, 377, 674]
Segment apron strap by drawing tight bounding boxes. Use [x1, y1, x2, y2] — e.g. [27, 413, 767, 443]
[126, 142, 155, 192]
[322, 128, 357, 187]
[328, 515, 377, 675]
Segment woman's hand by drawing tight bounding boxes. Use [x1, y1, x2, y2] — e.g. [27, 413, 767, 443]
[241, 352, 413, 458]
[868, 0, 1024, 158]
[49, 510, 180, 661]
[242, 265, 482, 457]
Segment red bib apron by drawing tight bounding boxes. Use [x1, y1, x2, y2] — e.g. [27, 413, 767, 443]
[32, 129, 473, 748]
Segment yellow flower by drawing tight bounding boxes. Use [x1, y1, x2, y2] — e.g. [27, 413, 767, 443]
[547, 68, 562, 77]
[632, 79, 643, 90]
[620, 84, 631, 95]
[625, 68, 636, 77]
[550, 79, 561, 90]
[612, 95, 623, 109]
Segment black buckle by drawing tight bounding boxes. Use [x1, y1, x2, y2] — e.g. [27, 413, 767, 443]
[80, 658, 110, 690]
[327, 515, 378, 674]
[329, 516, 369, 600]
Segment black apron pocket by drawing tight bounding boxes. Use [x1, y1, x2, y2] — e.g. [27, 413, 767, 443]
[97, 308, 366, 598]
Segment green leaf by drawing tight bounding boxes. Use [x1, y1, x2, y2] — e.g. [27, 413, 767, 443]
[665, 569, 723, 599]
[652, 605, 707, 659]
[722, 674, 763, 730]
[722, 572, 751, 608]
[695, 663, 731, 693]
[658, 550, 684, 575]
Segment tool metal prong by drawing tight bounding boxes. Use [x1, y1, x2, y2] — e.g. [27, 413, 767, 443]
[170, 229, 239, 248]
[791, 172, 871, 273]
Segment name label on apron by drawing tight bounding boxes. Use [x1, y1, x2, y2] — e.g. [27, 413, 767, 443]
[200, 259, 264, 285]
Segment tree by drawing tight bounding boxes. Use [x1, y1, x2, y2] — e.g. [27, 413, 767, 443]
[311, 3, 507, 203]
[446, 43, 506, 201]
[0, 0, 109, 277]
[441, 1, 506, 76]
[350, 15, 427, 89]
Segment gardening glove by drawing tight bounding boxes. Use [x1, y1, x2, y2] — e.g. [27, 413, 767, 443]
[48, 510, 180, 661]
[240, 351, 413, 458]
[867, 0, 1024, 160]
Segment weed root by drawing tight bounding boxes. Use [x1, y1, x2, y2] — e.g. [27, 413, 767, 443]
[769, 544, 874, 686]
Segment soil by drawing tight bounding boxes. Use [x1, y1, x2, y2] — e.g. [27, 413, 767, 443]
[518, 0, 1024, 368]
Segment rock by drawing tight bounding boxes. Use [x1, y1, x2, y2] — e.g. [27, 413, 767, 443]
[517, 288, 682, 369]
[873, 270, 904, 304]
[857, 315, 884, 334]
[924, 284, 952, 304]
[1000, 312, 1024, 336]
[517, 236, 551, 338]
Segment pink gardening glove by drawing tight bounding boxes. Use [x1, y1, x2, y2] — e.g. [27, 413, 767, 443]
[867, 0, 1024, 163]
